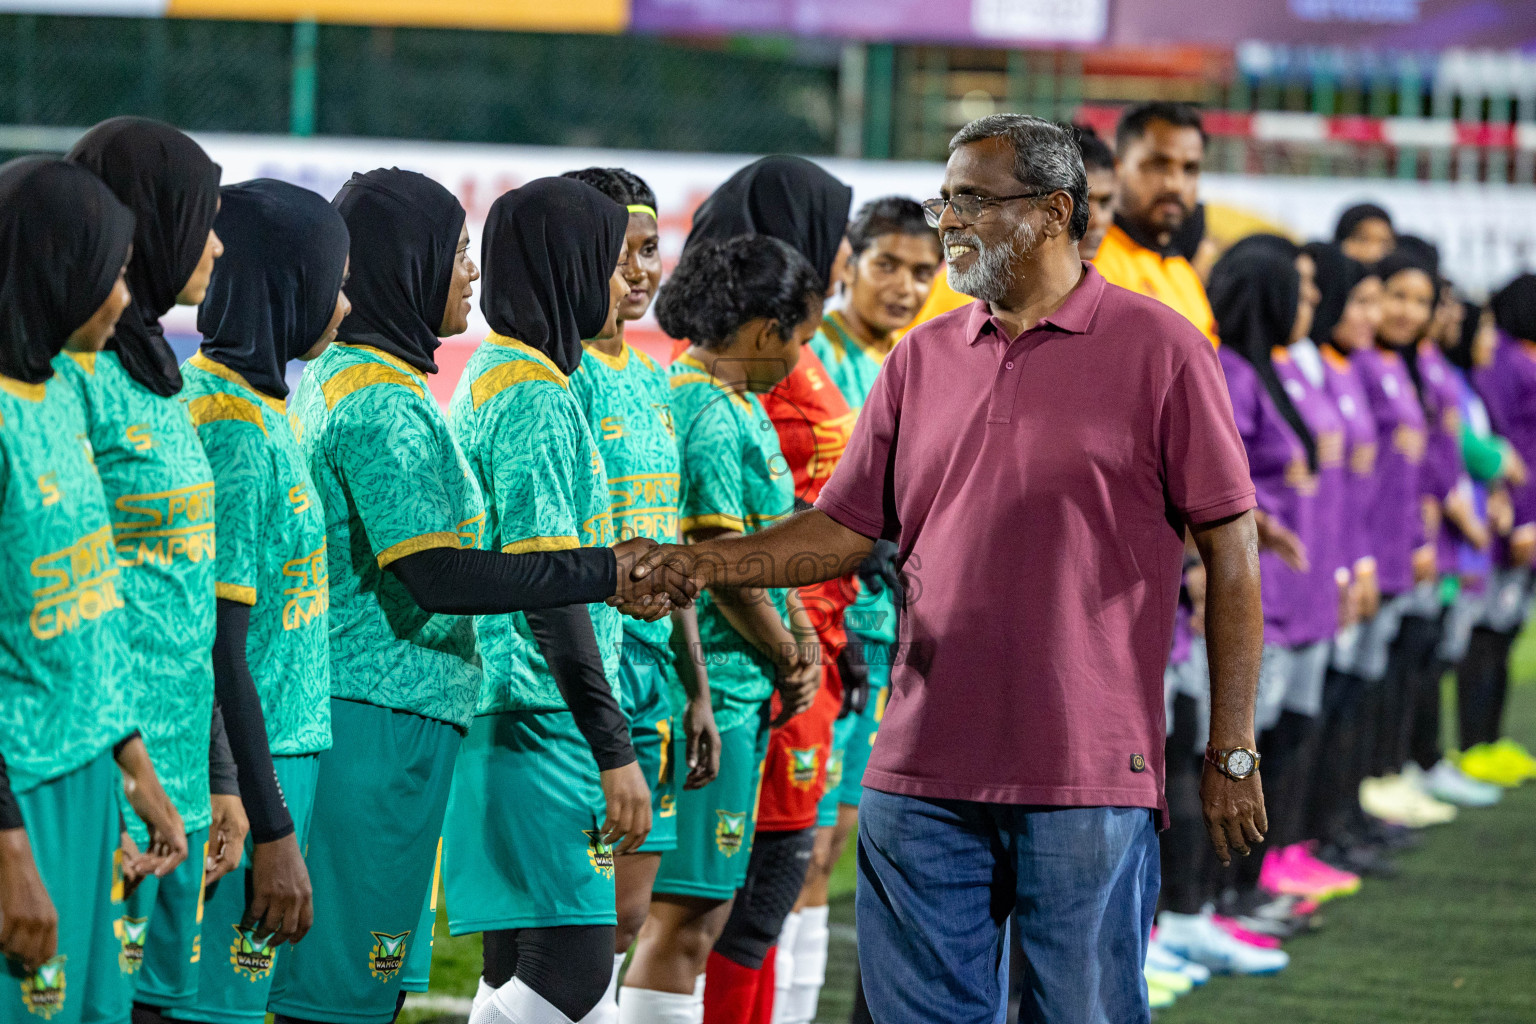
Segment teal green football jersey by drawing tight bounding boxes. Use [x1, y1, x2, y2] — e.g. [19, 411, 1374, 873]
[808, 312, 886, 414]
[183, 353, 331, 755]
[0, 373, 130, 793]
[668, 353, 795, 731]
[52, 350, 216, 831]
[449, 334, 622, 715]
[805, 315, 898, 645]
[569, 342, 680, 657]
[291, 343, 486, 730]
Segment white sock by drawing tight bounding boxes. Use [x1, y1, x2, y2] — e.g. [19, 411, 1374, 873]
[471, 977, 495, 1021]
[470, 976, 574, 1024]
[783, 905, 829, 1024]
[616, 986, 698, 1024]
[579, 954, 627, 1024]
[693, 973, 706, 1024]
[770, 912, 802, 1024]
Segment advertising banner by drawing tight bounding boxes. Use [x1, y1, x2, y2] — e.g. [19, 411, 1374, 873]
[149, 131, 1536, 399]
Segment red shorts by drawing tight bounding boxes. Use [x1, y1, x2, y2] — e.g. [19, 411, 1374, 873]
[756, 579, 855, 831]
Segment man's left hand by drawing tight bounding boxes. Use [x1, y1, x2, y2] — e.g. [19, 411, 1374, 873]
[1199, 762, 1267, 867]
[610, 538, 695, 620]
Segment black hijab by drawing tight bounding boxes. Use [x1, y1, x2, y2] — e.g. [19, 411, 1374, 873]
[481, 177, 627, 377]
[1209, 234, 1317, 470]
[67, 117, 222, 397]
[1492, 274, 1536, 344]
[685, 156, 853, 291]
[0, 157, 135, 384]
[1446, 301, 1484, 372]
[331, 168, 466, 375]
[1334, 202, 1392, 244]
[1302, 241, 1367, 351]
[197, 180, 351, 399]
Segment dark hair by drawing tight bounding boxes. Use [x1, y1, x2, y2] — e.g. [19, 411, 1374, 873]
[949, 114, 1089, 242]
[654, 235, 822, 350]
[559, 166, 657, 215]
[1115, 101, 1206, 153]
[847, 196, 939, 258]
[1073, 123, 1115, 173]
[1333, 202, 1393, 244]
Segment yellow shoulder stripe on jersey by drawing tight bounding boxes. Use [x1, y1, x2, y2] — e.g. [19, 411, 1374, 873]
[66, 351, 97, 374]
[322, 363, 424, 409]
[668, 372, 714, 389]
[188, 393, 267, 435]
[188, 352, 286, 413]
[0, 376, 45, 402]
[633, 347, 660, 372]
[215, 582, 257, 605]
[501, 535, 580, 555]
[472, 359, 567, 409]
[680, 513, 746, 534]
[375, 531, 462, 569]
[485, 333, 567, 379]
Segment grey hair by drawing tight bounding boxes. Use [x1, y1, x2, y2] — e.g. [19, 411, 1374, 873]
[949, 114, 1089, 242]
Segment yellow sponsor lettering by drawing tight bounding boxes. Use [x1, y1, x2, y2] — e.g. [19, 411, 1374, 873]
[281, 544, 329, 630]
[125, 424, 154, 451]
[37, 473, 60, 507]
[600, 415, 624, 441]
[112, 483, 216, 566]
[29, 526, 124, 640]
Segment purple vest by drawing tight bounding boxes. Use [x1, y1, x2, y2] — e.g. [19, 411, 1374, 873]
[1353, 346, 1428, 597]
[1475, 332, 1536, 532]
[1272, 345, 1346, 645]
[1219, 346, 1313, 645]
[1323, 347, 1379, 574]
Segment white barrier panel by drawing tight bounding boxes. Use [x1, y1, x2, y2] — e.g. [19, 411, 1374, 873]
[155, 132, 1536, 399]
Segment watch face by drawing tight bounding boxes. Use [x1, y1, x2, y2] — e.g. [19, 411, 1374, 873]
[1227, 749, 1256, 777]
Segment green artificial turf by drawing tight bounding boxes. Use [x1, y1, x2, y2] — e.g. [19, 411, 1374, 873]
[404, 630, 1536, 1023]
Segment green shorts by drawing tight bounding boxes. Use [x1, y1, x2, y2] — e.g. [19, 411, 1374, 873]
[443, 710, 616, 933]
[162, 755, 319, 1024]
[267, 700, 459, 1024]
[397, 840, 441, 994]
[2, 750, 124, 1024]
[622, 640, 679, 855]
[653, 711, 770, 901]
[121, 827, 210, 1009]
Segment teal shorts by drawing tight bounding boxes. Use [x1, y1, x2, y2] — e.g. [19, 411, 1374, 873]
[162, 755, 319, 1024]
[267, 700, 459, 1024]
[2, 750, 124, 1024]
[816, 656, 890, 828]
[443, 710, 616, 933]
[121, 826, 210, 1009]
[397, 840, 442, 994]
[622, 640, 679, 855]
[652, 711, 770, 901]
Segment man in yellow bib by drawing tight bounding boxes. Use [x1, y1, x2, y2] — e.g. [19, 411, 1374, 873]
[1093, 101, 1219, 346]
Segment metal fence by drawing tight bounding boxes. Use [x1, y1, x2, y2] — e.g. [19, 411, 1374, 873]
[0, 15, 839, 154]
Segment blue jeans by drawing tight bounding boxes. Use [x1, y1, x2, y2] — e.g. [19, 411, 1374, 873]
[856, 789, 1159, 1024]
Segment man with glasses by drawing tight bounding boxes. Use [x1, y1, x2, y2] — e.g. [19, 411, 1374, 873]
[1093, 101, 1219, 344]
[630, 115, 1266, 1023]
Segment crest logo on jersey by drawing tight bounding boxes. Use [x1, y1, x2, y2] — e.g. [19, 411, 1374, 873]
[825, 749, 846, 792]
[789, 748, 820, 790]
[229, 924, 277, 980]
[20, 956, 66, 1019]
[116, 916, 148, 973]
[715, 811, 747, 856]
[368, 932, 410, 980]
[583, 829, 616, 879]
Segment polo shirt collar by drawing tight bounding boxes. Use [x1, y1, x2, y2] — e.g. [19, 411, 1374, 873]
[963, 263, 1105, 345]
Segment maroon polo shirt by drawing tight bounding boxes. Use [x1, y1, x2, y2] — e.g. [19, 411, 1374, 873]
[815, 263, 1253, 821]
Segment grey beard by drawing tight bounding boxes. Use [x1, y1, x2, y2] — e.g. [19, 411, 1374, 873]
[947, 220, 1038, 302]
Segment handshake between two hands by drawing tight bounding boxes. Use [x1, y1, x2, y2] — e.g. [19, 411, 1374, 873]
[606, 537, 705, 621]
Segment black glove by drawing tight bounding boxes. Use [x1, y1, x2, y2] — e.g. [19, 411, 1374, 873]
[837, 637, 871, 718]
[857, 539, 903, 603]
